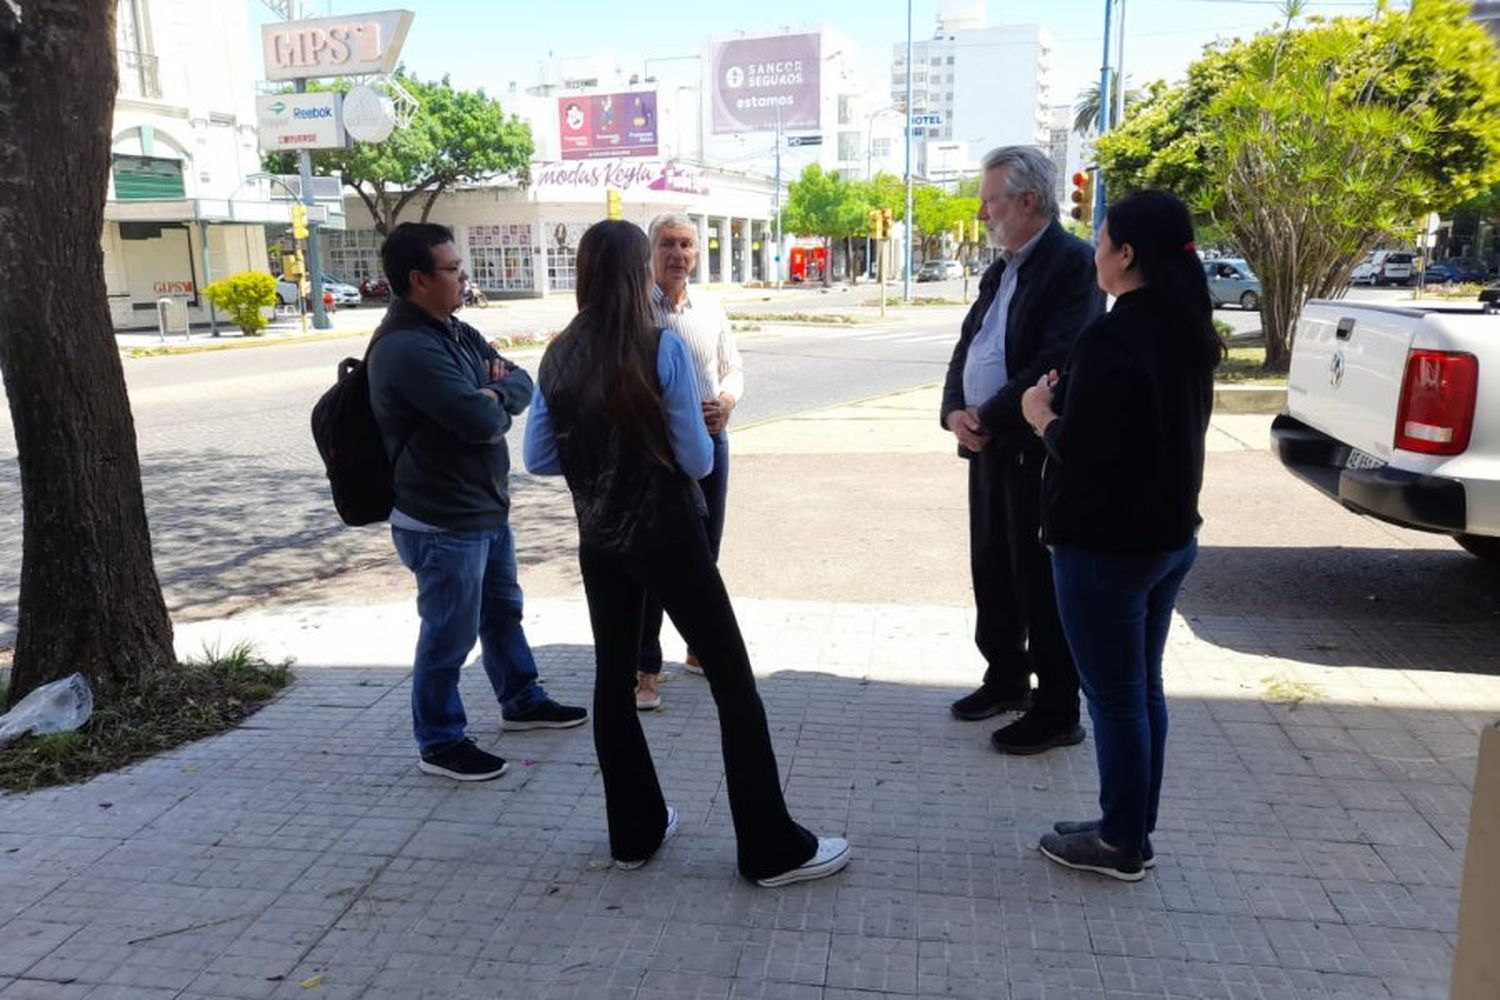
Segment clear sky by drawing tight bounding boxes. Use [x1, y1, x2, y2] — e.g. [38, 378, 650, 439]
[248, 0, 1384, 109]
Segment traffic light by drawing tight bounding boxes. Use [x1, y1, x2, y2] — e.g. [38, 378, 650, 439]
[880, 207, 892, 239]
[290, 203, 309, 240]
[952, 221, 964, 244]
[869, 208, 885, 241]
[1069, 171, 1093, 222]
[970, 219, 982, 244]
[605, 188, 622, 220]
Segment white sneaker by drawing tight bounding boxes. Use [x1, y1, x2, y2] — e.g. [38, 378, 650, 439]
[615, 806, 678, 870]
[756, 836, 851, 887]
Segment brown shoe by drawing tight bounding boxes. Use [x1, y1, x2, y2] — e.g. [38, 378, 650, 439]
[635, 672, 662, 711]
[682, 650, 704, 676]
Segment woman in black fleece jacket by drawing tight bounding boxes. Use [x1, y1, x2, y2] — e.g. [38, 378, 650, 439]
[1020, 190, 1224, 882]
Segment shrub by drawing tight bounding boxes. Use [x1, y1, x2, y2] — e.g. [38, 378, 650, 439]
[203, 272, 278, 336]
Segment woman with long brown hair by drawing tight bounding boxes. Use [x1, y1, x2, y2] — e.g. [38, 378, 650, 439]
[523, 220, 850, 886]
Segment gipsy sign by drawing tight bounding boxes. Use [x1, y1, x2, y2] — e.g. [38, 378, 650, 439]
[262, 10, 413, 81]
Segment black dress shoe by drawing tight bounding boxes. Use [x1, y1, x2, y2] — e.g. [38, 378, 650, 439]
[951, 686, 1031, 721]
[990, 713, 1086, 755]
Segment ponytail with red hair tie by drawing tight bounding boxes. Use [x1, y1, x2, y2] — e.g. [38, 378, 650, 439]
[1183, 240, 1197, 252]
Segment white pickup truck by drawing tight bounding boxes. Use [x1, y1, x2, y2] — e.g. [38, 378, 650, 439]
[1271, 298, 1500, 563]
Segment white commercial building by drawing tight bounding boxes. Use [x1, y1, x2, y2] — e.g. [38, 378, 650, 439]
[1045, 104, 1093, 209]
[890, 0, 1053, 179]
[329, 25, 901, 293]
[107, 0, 308, 331]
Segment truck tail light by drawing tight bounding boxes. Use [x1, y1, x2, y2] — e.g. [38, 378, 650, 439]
[1394, 349, 1478, 455]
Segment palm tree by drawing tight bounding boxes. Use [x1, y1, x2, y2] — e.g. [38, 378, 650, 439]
[1073, 76, 1142, 135]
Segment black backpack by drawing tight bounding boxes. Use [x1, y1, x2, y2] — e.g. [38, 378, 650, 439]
[310, 336, 397, 527]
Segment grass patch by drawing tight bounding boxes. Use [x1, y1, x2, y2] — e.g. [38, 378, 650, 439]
[859, 296, 966, 307]
[123, 329, 370, 359]
[1419, 282, 1487, 301]
[1218, 346, 1287, 385]
[0, 641, 292, 793]
[726, 311, 862, 325]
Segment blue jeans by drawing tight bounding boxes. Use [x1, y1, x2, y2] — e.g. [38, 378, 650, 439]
[1050, 540, 1198, 854]
[639, 430, 730, 673]
[392, 525, 548, 754]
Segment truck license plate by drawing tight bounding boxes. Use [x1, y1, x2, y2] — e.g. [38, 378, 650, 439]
[1344, 448, 1384, 471]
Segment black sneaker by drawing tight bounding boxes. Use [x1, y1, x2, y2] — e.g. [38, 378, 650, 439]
[419, 740, 509, 781]
[990, 714, 1086, 755]
[502, 699, 588, 732]
[951, 686, 1031, 721]
[1053, 819, 1155, 868]
[1038, 829, 1145, 882]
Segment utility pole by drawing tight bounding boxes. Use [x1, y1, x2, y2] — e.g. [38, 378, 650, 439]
[1092, 0, 1115, 237]
[276, 0, 329, 329]
[1112, 0, 1128, 131]
[773, 103, 782, 290]
[902, 0, 914, 302]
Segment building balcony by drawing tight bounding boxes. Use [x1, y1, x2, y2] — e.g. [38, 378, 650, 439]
[117, 49, 162, 101]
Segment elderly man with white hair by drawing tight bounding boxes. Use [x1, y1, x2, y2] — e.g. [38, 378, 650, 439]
[942, 145, 1105, 755]
[634, 212, 745, 711]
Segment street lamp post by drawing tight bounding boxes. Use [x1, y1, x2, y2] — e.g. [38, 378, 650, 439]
[773, 103, 782, 290]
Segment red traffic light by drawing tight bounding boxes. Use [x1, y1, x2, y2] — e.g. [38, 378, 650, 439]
[1071, 172, 1088, 187]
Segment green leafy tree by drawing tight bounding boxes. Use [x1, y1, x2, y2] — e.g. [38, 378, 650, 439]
[909, 187, 979, 259]
[781, 165, 875, 283]
[1097, 0, 1500, 369]
[265, 73, 534, 235]
[203, 273, 278, 336]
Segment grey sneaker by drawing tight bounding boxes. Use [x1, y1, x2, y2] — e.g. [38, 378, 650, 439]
[756, 837, 852, 888]
[1038, 829, 1145, 882]
[1053, 819, 1155, 868]
[615, 806, 678, 870]
[502, 699, 588, 731]
[418, 740, 509, 781]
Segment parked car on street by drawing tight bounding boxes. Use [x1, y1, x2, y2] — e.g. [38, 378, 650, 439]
[1350, 250, 1416, 286]
[1423, 258, 1489, 284]
[1272, 299, 1500, 563]
[1203, 258, 1261, 310]
[915, 259, 963, 282]
[276, 273, 359, 308]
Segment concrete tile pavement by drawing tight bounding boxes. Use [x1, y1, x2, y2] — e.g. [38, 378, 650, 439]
[2, 389, 1497, 999]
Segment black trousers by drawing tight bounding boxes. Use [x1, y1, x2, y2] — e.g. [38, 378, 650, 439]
[577, 515, 816, 880]
[967, 446, 1079, 724]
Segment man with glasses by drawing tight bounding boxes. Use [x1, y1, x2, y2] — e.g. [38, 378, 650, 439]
[369, 222, 586, 781]
[942, 147, 1104, 755]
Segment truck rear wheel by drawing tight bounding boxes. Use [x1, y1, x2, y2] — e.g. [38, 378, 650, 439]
[1456, 534, 1500, 563]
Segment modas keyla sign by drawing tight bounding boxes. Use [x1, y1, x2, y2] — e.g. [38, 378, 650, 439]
[262, 10, 413, 82]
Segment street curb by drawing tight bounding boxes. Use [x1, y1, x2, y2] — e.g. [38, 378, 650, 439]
[733, 382, 944, 433]
[1214, 384, 1287, 415]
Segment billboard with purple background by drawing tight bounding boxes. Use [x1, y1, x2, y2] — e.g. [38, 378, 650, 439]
[710, 32, 821, 135]
[558, 91, 658, 160]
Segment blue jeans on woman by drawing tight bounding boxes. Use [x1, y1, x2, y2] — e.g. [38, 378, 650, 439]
[1049, 539, 1198, 854]
[393, 525, 549, 754]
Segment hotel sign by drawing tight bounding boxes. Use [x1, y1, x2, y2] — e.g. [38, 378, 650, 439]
[262, 10, 414, 82]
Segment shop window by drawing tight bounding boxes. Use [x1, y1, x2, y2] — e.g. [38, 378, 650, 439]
[838, 131, 861, 162]
[325, 230, 383, 286]
[468, 224, 535, 292]
[545, 222, 589, 292]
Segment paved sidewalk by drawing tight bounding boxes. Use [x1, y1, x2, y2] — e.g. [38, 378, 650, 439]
[2, 391, 1497, 1000]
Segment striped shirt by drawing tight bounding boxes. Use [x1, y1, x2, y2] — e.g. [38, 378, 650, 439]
[651, 284, 745, 403]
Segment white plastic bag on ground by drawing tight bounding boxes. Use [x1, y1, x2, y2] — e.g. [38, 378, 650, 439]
[0, 673, 94, 749]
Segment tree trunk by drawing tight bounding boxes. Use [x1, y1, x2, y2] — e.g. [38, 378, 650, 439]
[0, 0, 176, 704]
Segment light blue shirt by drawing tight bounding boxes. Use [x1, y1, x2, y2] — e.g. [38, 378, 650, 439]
[524, 330, 713, 480]
[963, 226, 1046, 407]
